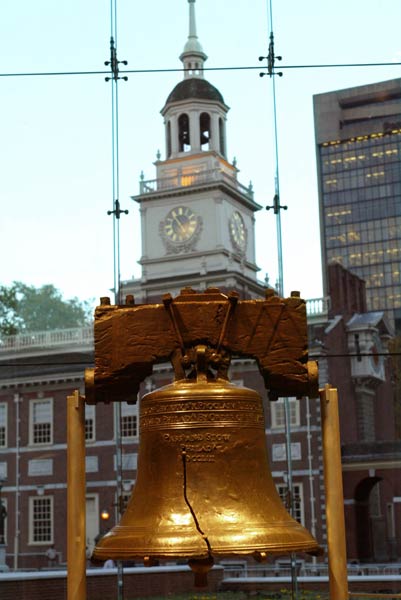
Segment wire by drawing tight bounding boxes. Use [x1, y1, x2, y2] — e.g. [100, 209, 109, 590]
[0, 352, 400, 368]
[1, 61, 401, 78]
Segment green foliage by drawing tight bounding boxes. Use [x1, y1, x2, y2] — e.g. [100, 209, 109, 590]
[126, 594, 248, 600]
[0, 281, 92, 335]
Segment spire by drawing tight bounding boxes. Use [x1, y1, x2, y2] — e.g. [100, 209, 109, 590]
[180, 0, 207, 79]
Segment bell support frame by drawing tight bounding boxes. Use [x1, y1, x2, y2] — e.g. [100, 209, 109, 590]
[85, 286, 318, 404]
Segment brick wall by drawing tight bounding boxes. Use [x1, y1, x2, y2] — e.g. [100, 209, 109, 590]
[0, 565, 224, 600]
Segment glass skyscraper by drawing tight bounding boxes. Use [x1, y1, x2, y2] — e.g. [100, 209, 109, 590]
[314, 78, 401, 332]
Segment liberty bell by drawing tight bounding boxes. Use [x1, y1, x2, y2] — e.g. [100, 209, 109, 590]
[88, 288, 321, 584]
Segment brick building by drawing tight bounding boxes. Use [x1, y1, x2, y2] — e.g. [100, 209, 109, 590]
[0, 0, 400, 586]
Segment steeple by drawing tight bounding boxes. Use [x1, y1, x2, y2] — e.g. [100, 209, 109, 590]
[160, 0, 229, 159]
[180, 0, 207, 79]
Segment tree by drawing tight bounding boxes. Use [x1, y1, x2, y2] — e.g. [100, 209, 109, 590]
[0, 282, 92, 336]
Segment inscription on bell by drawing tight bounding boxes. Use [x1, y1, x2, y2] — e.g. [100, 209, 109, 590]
[163, 432, 231, 443]
[141, 408, 264, 431]
[162, 431, 232, 463]
[142, 399, 260, 414]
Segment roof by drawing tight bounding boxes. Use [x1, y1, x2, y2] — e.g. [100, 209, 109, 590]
[346, 311, 393, 336]
[164, 77, 226, 107]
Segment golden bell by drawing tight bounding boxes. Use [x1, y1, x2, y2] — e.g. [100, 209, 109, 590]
[92, 346, 321, 580]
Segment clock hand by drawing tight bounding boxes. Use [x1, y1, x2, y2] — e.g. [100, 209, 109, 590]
[173, 215, 186, 234]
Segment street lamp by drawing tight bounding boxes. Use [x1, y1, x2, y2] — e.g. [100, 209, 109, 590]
[100, 508, 110, 522]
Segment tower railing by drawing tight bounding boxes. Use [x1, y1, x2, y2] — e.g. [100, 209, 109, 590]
[138, 168, 254, 200]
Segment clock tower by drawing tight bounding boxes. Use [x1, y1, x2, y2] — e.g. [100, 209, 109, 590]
[123, 0, 267, 302]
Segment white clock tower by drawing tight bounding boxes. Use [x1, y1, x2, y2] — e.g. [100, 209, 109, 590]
[123, 0, 267, 303]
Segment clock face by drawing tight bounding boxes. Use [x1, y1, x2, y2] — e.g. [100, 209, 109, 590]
[229, 211, 247, 252]
[162, 206, 200, 244]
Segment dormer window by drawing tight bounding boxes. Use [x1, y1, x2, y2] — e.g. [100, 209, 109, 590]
[200, 112, 211, 150]
[178, 113, 190, 152]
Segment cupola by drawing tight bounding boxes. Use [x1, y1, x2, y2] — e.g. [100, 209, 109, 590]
[161, 0, 229, 160]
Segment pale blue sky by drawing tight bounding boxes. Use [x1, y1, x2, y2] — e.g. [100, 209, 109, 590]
[1, 0, 401, 307]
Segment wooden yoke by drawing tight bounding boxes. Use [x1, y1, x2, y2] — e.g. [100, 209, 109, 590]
[85, 287, 318, 404]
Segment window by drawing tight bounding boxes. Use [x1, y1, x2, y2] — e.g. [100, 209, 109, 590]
[277, 482, 305, 525]
[0, 498, 7, 544]
[272, 442, 302, 462]
[178, 113, 190, 152]
[29, 496, 53, 544]
[270, 397, 300, 429]
[85, 456, 99, 473]
[200, 112, 211, 150]
[86, 494, 99, 553]
[85, 404, 95, 442]
[30, 399, 53, 445]
[28, 459, 53, 476]
[167, 121, 172, 157]
[0, 403, 7, 447]
[121, 403, 138, 439]
[114, 453, 138, 471]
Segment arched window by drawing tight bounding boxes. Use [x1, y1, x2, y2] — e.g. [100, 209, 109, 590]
[178, 113, 190, 152]
[219, 118, 226, 157]
[167, 121, 172, 157]
[200, 112, 211, 151]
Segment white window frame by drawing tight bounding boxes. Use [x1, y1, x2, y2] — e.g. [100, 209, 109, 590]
[29, 495, 54, 545]
[272, 442, 302, 462]
[28, 458, 53, 476]
[0, 402, 7, 448]
[29, 398, 53, 446]
[118, 402, 138, 440]
[114, 453, 138, 472]
[270, 397, 300, 429]
[85, 493, 99, 553]
[85, 404, 96, 443]
[276, 482, 305, 526]
[85, 455, 99, 473]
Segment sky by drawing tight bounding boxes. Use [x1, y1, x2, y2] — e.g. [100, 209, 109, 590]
[1, 0, 401, 311]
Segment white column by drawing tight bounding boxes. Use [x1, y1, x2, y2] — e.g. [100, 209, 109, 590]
[190, 110, 201, 152]
[210, 113, 220, 153]
[170, 114, 179, 156]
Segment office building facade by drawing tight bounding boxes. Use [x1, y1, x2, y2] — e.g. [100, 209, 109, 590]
[314, 78, 401, 332]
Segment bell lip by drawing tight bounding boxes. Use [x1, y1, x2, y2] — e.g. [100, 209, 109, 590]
[91, 540, 323, 561]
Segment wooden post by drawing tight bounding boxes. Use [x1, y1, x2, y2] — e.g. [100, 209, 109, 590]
[320, 384, 349, 600]
[67, 391, 86, 600]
